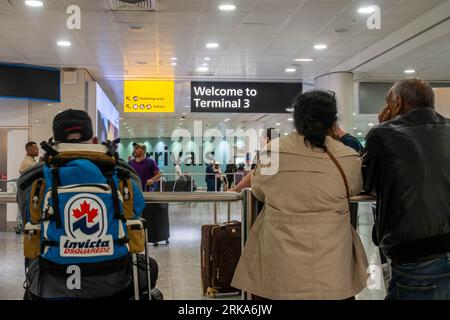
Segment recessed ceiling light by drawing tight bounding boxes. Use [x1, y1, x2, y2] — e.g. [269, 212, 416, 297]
[206, 43, 219, 49]
[276, 123, 281, 126]
[129, 25, 144, 31]
[368, 123, 374, 126]
[171, 62, 177, 66]
[219, 4, 236, 11]
[404, 69, 416, 74]
[57, 40, 71, 47]
[353, 112, 356, 116]
[197, 66, 209, 72]
[287, 118, 293, 121]
[358, 6, 376, 14]
[201, 63, 208, 66]
[123, 122, 127, 125]
[171, 57, 178, 61]
[293, 58, 314, 62]
[357, 132, 363, 136]
[182, 112, 187, 115]
[353, 127, 358, 130]
[224, 118, 230, 122]
[25, 0, 43, 7]
[314, 44, 327, 50]
[185, 105, 190, 108]
[334, 28, 348, 34]
[204, 57, 211, 61]
[285, 68, 296, 73]
[284, 132, 289, 136]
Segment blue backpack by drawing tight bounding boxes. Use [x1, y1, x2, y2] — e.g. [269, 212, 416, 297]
[23, 143, 145, 265]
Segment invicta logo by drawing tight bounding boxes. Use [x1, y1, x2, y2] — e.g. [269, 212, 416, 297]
[61, 194, 113, 257]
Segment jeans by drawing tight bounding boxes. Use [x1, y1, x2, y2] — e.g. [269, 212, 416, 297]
[386, 253, 450, 300]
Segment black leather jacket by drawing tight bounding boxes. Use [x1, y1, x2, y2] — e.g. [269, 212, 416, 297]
[363, 107, 450, 263]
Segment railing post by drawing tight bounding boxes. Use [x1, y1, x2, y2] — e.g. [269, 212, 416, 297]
[241, 188, 257, 300]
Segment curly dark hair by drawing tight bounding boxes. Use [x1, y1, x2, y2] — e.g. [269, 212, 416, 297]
[293, 90, 337, 152]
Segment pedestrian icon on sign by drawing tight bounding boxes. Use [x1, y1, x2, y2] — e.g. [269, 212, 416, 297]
[133, 96, 138, 101]
[140, 104, 145, 110]
[147, 104, 152, 109]
[133, 104, 138, 109]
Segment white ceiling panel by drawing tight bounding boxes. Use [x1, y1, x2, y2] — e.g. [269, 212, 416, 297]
[252, 1, 303, 14]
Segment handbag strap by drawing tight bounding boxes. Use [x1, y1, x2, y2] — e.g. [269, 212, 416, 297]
[326, 150, 350, 200]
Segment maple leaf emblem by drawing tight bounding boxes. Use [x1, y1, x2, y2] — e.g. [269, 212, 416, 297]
[72, 200, 99, 223]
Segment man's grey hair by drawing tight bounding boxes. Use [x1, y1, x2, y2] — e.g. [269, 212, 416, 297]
[391, 79, 435, 109]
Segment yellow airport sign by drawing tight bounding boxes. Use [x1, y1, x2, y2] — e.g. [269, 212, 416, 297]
[124, 81, 174, 113]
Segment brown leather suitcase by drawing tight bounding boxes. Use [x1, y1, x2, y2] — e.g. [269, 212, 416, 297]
[201, 221, 241, 298]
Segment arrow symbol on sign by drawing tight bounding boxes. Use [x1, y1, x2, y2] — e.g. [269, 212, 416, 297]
[126, 96, 131, 101]
[126, 104, 130, 109]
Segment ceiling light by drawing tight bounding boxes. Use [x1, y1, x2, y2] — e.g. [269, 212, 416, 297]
[185, 105, 190, 108]
[224, 118, 230, 122]
[204, 57, 211, 61]
[25, 0, 43, 7]
[358, 6, 376, 14]
[57, 40, 71, 47]
[285, 68, 296, 73]
[353, 127, 357, 130]
[334, 28, 349, 34]
[314, 44, 327, 50]
[201, 63, 208, 66]
[357, 132, 363, 136]
[182, 112, 187, 115]
[206, 43, 219, 49]
[129, 25, 144, 31]
[171, 57, 178, 61]
[368, 123, 374, 126]
[123, 122, 127, 125]
[287, 118, 293, 121]
[284, 132, 289, 136]
[276, 123, 281, 126]
[197, 66, 209, 72]
[219, 4, 236, 11]
[293, 58, 314, 62]
[404, 69, 416, 74]
[353, 112, 356, 116]
[171, 62, 177, 66]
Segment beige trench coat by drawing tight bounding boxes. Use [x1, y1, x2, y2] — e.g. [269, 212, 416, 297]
[232, 133, 369, 300]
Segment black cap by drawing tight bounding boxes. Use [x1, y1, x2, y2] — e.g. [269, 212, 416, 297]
[53, 109, 93, 143]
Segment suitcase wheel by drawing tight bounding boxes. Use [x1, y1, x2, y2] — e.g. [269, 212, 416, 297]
[153, 243, 159, 247]
[207, 287, 218, 298]
[165, 240, 170, 245]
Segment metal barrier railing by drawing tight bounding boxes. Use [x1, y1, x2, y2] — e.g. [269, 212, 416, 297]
[0, 190, 375, 300]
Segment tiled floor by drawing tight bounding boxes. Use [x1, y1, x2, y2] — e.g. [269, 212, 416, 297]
[0, 202, 385, 300]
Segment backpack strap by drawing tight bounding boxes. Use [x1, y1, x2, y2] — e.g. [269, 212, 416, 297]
[50, 167, 63, 229]
[104, 171, 125, 222]
[28, 179, 46, 224]
[118, 173, 134, 220]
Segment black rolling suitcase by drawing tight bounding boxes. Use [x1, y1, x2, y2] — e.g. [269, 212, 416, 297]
[142, 203, 170, 247]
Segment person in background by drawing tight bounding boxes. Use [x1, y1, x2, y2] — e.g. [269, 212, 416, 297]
[127, 155, 133, 162]
[213, 162, 223, 191]
[128, 143, 161, 192]
[234, 163, 246, 186]
[334, 125, 364, 155]
[19, 142, 39, 174]
[174, 160, 182, 180]
[224, 161, 237, 189]
[205, 160, 215, 192]
[364, 79, 450, 300]
[232, 90, 368, 299]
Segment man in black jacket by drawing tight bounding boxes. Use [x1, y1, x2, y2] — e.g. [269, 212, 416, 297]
[363, 79, 450, 300]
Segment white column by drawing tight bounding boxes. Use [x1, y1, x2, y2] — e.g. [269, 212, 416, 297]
[314, 72, 354, 132]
